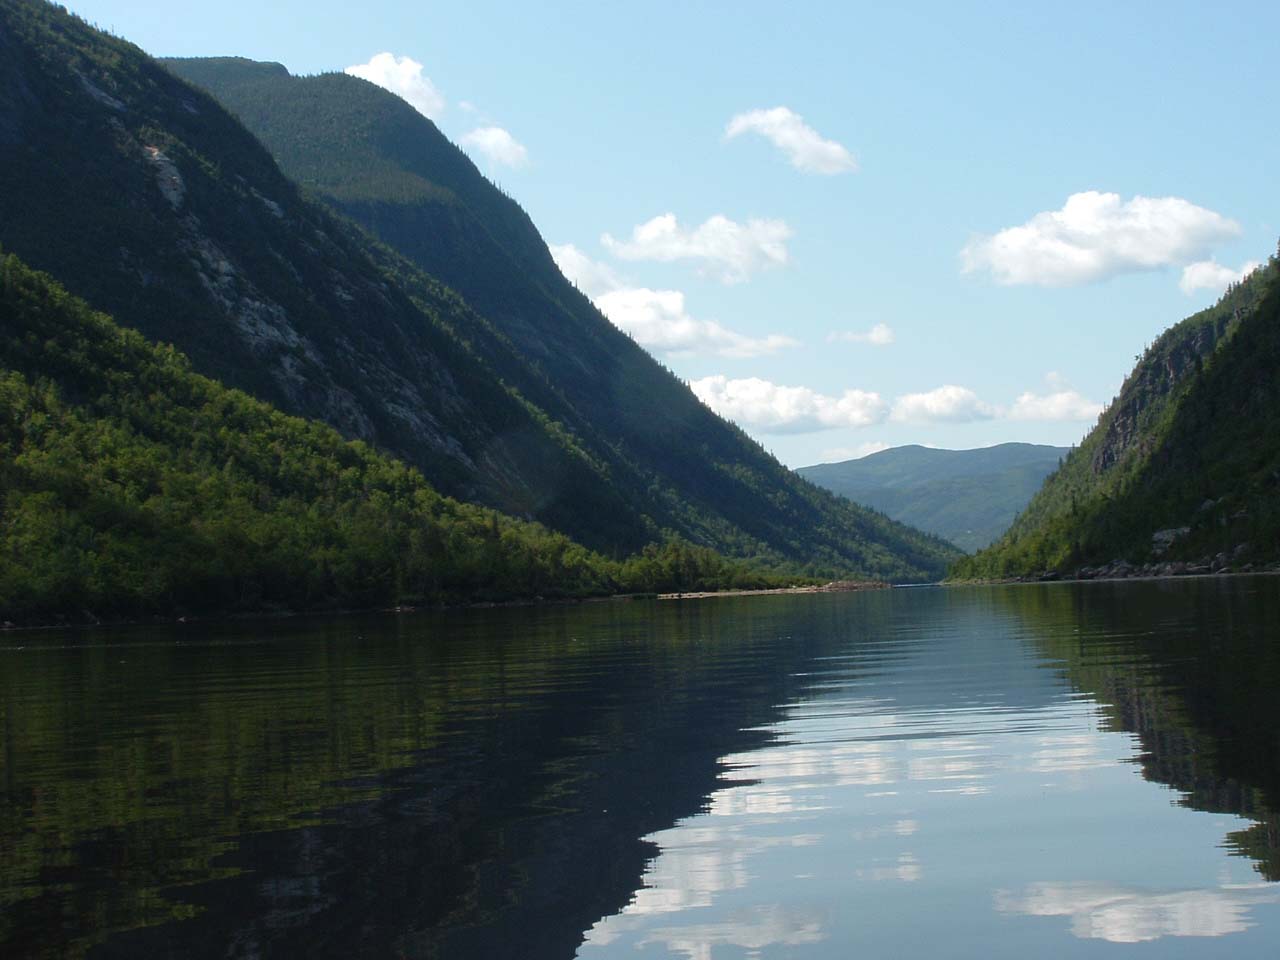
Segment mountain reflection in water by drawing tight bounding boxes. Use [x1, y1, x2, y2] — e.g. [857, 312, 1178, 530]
[2, 577, 1280, 958]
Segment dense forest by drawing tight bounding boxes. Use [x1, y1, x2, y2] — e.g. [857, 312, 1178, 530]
[156, 52, 959, 579]
[0, 0, 958, 580]
[0, 253, 808, 623]
[955, 251, 1280, 579]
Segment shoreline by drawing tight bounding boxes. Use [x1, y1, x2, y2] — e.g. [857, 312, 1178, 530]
[9, 569, 1276, 635]
[946, 566, 1280, 587]
[658, 580, 889, 601]
[0, 582, 892, 634]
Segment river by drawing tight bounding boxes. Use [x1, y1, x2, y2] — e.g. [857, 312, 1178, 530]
[3, 577, 1279, 957]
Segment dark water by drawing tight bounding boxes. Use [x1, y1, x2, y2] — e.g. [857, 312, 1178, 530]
[3, 578, 1280, 958]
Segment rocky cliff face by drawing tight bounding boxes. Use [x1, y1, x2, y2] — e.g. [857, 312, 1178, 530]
[954, 255, 1280, 579]
[1092, 309, 1236, 473]
[0, 0, 644, 546]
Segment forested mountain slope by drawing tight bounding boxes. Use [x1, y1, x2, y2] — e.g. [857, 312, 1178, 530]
[159, 54, 958, 579]
[0, 252, 804, 621]
[955, 253, 1280, 578]
[799, 443, 1068, 551]
[0, 1, 956, 579]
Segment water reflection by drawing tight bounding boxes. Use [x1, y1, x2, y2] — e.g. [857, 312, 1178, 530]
[2, 579, 1280, 957]
[996, 881, 1280, 943]
[583, 578, 1280, 957]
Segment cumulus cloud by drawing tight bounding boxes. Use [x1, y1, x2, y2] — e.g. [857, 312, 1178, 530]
[1179, 258, 1261, 295]
[549, 243, 622, 298]
[827, 323, 894, 346]
[595, 288, 798, 357]
[961, 191, 1241, 286]
[690, 373, 1104, 433]
[1007, 372, 1104, 422]
[820, 442, 890, 462]
[459, 126, 529, 168]
[891, 385, 997, 424]
[724, 106, 857, 175]
[1009, 389, 1103, 421]
[550, 244, 796, 358]
[602, 213, 792, 284]
[345, 53, 445, 120]
[690, 376, 886, 433]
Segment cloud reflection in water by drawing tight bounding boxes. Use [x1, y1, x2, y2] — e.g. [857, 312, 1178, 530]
[996, 881, 1280, 942]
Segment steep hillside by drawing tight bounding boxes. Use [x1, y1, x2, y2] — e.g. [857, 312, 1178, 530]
[0, 0, 653, 552]
[159, 54, 959, 579]
[799, 443, 1068, 551]
[0, 1, 957, 579]
[0, 252, 803, 622]
[955, 253, 1280, 579]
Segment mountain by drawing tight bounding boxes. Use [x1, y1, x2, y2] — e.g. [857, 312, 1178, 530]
[0, 0, 958, 581]
[0, 251, 809, 622]
[954, 252, 1280, 579]
[798, 443, 1069, 552]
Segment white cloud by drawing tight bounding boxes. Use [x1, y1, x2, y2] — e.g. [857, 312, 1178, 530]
[1009, 389, 1103, 421]
[691, 375, 886, 433]
[345, 53, 445, 120]
[459, 126, 528, 168]
[550, 244, 796, 357]
[827, 323, 895, 346]
[962, 191, 1241, 286]
[1007, 372, 1104, 421]
[891, 385, 997, 424]
[602, 213, 792, 284]
[724, 106, 857, 175]
[549, 243, 622, 298]
[692, 374, 1104, 433]
[820, 441, 890, 462]
[596, 288, 798, 357]
[1179, 258, 1261, 295]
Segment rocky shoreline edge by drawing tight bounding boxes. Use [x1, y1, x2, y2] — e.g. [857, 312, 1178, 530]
[658, 580, 889, 600]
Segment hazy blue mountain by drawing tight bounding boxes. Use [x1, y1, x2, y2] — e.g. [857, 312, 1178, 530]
[799, 443, 1069, 552]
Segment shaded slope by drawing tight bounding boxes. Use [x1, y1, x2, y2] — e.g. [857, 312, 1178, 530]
[1002, 580, 1280, 880]
[956, 253, 1280, 578]
[159, 54, 960, 579]
[799, 443, 1068, 551]
[0, 0, 656, 555]
[0, 252, 606, 619]
[0, 253, 805, 622]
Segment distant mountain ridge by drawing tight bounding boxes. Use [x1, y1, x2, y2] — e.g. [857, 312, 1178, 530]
[955, 252, 1280, 579]
[799, 443, 1069, 552]
[0, 1, 958, 580]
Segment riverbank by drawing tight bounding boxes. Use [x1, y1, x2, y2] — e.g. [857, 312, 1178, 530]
[948, 559, 1280, 586]
[658, 580, 888, 600]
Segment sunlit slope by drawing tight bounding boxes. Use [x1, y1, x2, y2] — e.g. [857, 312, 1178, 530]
[955, 254, 1280, 577]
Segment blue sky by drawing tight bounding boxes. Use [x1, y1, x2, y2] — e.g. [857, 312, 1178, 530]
[69, 0, 1280, 466]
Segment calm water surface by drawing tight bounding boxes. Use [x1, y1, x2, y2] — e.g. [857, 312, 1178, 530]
[3, 578, 1280, 957]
